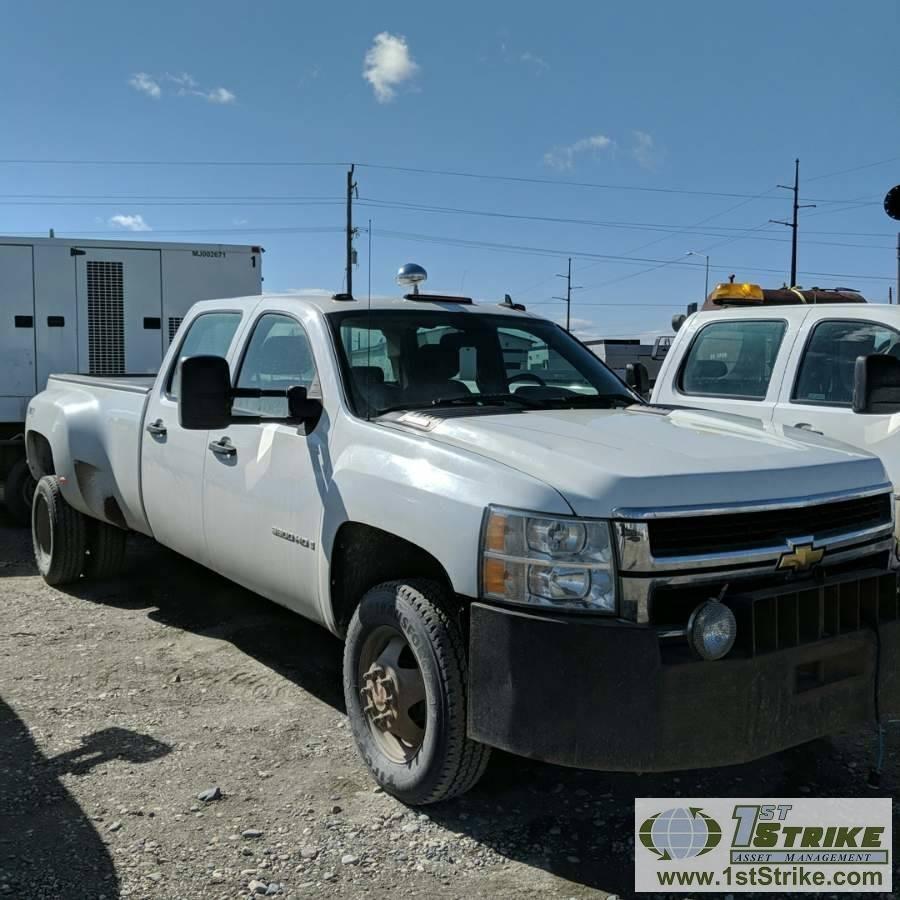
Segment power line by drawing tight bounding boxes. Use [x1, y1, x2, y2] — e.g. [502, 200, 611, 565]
[372, 227, 894, 282]
[0, 158, 347, 168]
[0, 156, 877, 204]
[804, 154, 900, 183]
[355, 163, 873, 204]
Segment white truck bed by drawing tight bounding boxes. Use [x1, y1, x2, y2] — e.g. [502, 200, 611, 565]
[48, 374, 155, 394]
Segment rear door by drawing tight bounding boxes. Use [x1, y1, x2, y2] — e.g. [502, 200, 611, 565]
[141, 309, 244, 562]
[75, 247, 162, 375]
[0, 244, 37, 417]
[773, 316, 900, 450]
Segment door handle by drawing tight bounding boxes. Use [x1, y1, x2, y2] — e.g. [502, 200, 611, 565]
[793, 422, 823, 434]
[145, 419, 167, 437]
[208, 437, 237, 457]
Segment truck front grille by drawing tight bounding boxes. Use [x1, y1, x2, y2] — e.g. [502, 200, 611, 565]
[656, 569, 898, 657]
[648, 493, 891, 558]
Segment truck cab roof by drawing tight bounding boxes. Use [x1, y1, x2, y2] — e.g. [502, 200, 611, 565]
[690, 302, 900, 326]
[196, 291, 542, 320]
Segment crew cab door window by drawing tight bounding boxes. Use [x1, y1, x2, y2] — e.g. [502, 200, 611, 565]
[234, 314, 319, 417]
[679, 320, 787, 400]
[167, 312, 241, 398]
[793, 319, 900, 406]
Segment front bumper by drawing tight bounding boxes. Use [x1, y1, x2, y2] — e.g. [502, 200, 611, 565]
[467, 598, 900, 772]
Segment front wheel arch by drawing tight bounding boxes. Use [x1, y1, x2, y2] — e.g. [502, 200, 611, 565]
[329, 522, 458, 634]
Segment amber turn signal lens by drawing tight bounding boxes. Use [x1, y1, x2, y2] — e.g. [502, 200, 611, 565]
[483, 557, 508, 596]
[484, 513, 508, 553]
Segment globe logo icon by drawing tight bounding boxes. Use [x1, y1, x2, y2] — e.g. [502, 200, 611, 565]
[639, 807, 722, 860]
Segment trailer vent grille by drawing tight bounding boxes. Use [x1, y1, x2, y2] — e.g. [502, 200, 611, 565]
[168, 316, 184, 345]
[87, 260, 125, 376]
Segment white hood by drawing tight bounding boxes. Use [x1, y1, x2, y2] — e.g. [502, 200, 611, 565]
[419, 406, 889, 517]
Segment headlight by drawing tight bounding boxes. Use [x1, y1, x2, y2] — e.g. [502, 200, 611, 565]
[481, 506, 616, 613]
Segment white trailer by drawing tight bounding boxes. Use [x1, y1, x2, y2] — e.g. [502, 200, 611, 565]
[0, 235, 263, 522]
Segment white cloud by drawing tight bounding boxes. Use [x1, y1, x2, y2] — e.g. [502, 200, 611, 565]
[363, 32, 419, 103]
[129, 72, 236, 104]
[108, 214, 151, 232]
[204, 87, 236, 104]
[129, 72, 161, 99]
[544, 134, 615, 170]
[165, 72, 197, 90]
[632, 130, 662, 170]
[520, 51, 549, 73]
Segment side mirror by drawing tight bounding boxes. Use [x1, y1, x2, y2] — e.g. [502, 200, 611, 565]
[287, 385, 323, 430]
[179, 355, 232, 430]
[625, 361, 650, 397]
[853, 354, 900, 414]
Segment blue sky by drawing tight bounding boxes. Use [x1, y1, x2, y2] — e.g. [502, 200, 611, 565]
[1, 0, 898, 339]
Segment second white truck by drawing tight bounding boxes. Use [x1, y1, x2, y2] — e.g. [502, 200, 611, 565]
[25, 287, 900, 803]
[652, 300, 900, 501]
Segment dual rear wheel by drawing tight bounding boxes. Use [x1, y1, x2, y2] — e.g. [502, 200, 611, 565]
[32, 476, 127, 585]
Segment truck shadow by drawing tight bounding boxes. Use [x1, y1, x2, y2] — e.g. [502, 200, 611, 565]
[0, 698, 172, 899]
[60, 533, 348, 713]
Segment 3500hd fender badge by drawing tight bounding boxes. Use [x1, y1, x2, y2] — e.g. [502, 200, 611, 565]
[272, 527, 315, 550]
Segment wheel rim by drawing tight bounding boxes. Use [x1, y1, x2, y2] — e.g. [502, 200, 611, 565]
[34, 492, 52, 565]
[358, 626, 427, 764]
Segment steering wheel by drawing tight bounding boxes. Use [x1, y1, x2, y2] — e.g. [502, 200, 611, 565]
[507, 372, 546, 387]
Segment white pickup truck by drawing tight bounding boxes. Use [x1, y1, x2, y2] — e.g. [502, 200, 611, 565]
[652, 303, 900, 498]
[25, 289, 900, 804]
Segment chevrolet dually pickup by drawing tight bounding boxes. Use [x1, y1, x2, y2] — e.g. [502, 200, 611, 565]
[24, 283, 900, 804]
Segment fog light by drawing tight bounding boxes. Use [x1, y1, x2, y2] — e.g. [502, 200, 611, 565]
[687, 600, 736, 661]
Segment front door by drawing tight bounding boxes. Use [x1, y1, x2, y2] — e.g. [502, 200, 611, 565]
[667, 317, 792, 423]
[140, 310, 244, 557]
[75, 247, 162, 375]
[202, 312, 325, 616]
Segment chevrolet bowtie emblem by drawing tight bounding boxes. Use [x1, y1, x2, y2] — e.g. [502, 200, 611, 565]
[777, 542, 825, 571]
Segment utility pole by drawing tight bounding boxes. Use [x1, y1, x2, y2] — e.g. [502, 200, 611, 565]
[553, 257, 582, 332]
[771, 158, 816, 287]
[686, 250, 710, 303]
[345, 164, 358, 298]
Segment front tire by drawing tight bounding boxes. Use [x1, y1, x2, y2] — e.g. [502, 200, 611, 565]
[6, 457, 36, 527]
[343, 580, 491, 805]
[32, 475, 86, 586]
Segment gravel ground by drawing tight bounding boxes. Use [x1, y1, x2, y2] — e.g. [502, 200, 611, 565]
[1, 512, 897, 899]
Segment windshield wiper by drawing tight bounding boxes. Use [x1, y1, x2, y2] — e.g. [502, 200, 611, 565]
[375, 393, 544, 417]
[543, 393, 637, 409]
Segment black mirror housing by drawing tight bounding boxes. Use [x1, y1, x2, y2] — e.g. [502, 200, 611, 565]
[853, 354, 900, 414]
[625, 361, 650, 397]
[287, 385, 324, 431]
[179, 355, 233, 430]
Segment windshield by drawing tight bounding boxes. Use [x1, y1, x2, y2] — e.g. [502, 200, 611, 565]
[328, 308, 638, 417]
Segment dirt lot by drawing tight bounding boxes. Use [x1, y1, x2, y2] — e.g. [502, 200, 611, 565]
[1, 513, 897, 900]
